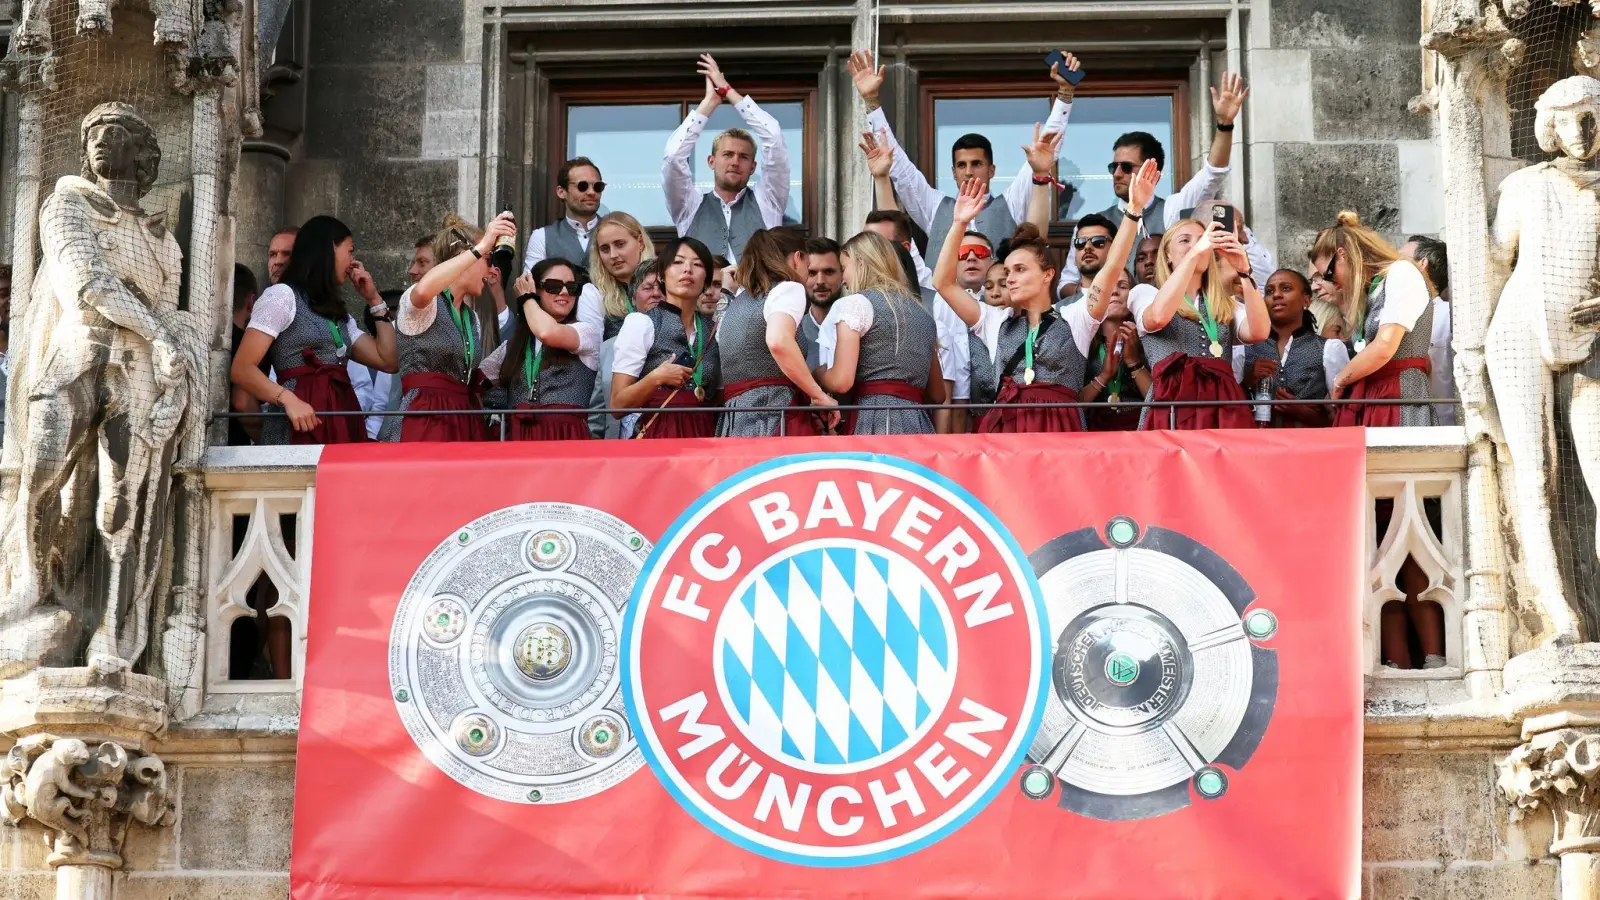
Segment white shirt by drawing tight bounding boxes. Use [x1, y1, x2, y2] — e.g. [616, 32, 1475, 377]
[245, 283, 365, 342]
[1375, 260, 1432, 332]
[968, 299, 1102, 363]
[662, 96, 791, 259]
[521, 215, 600, 274]
[1231, 335, 1351, 392]
[346, 361, 392, 440]
[906, 243, 969, 399]
[763, 281, 809, 328]
[613, 309, 710, 378]
[478, 318, 604, 380]
[865, 98, 1071, 238]
[398, 283, 602, 339]
[1057, 162, 1236, 289]
[1128, 282, 1251, 337]
[497, 306, 512, 334]
[1429, 296, 1456, 425]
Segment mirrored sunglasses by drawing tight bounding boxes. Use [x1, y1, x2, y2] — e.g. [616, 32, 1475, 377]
[958, 245, 992, 261]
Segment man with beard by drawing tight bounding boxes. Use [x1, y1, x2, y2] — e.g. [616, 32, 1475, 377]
[524, 157, 605, 272]
[803, 238, 844, 370]
[1133, 235, 1160, 286]
[1057, 213, 1115, 299]
[663, 53, 790, 263]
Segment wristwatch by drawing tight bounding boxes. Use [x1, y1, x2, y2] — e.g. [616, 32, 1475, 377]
[368, 303, 392, 324]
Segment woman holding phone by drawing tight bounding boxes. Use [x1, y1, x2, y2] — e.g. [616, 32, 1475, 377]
[609, 237, 722, 439]
[232, 215, 398, 444]
[932, 160, 1158, 433]
[380, 212, 515, 442]
[478, 257, 601, 440]
[1131, 215, 1270, 429]
[1312, 211, 1435, 427]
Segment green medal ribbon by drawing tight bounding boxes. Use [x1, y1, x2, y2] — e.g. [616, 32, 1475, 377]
[1023, 322, 1041, 376]
[688, 315, 708, 392]
[326, 319, 346, 357]
[523, 341, 544, 390]
[442, 289, 476, 364]
[1182, 294, 1221, 352]
[1352, 275, 1382, 352]
[1092, 343, 1124, 397]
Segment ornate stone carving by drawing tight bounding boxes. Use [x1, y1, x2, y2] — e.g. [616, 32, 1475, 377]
[0, 103, 204, 680]
[0, 734, 174, 868]
[1485, 75, 1600, 645]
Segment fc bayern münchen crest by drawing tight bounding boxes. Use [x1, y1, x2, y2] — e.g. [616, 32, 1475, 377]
[1020, 517, 1279, 820]
[624, 453, 1048, 866]
[390, 503, 650, 804]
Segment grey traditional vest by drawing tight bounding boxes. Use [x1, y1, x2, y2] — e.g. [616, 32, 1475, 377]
[1141, 293, 1239, 370]
[398, 295, 483, 384]
[992, 308, 1089, 390]
[1097, 196, 1170, 236]
[968, 329, 998, 406]
[928, 194, 1017, 269]
[800, 309, 824, 370]
[507, 339, 597, 408]
[686, 190, 766, 261]
[1361, 277, 1435, 426]
[717, 291, 812, 386]
[1243, 329, 1331, 401]
[266, 288, 358, 376]
[857, 288, 936, 388]
[642, 303, 721, 395]
[540, 219, 590, 266]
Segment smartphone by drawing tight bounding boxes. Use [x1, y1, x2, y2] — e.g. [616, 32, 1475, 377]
[1046, 51, 1086, 85]
[1210, 203, 1235, 236]
[672, 350, 695, 368]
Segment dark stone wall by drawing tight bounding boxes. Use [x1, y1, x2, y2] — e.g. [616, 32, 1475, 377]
[286, 0, 466, 290]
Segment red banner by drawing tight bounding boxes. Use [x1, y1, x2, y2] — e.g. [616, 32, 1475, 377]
[291, 431, 1364, 899]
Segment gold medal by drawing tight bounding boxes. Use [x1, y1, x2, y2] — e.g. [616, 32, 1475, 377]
[1209, 340, 1223, 358]
[1108, 391, 1120, 404]
[1023, 367, 1035, 385]
[693, 385, 706, 402]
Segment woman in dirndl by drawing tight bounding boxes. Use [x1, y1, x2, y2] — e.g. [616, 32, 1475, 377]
[1237, 269, 1350, 428]
[609, 237, 722, 439]
[1131, 215, 1270, 430]
[381, 213, 516, 442]
[816, 231, 945, 435]
[231, 215, 397, 444]
[714, 227, 839, 437]
[478, 257, 601, 440]
[1312, 211, 1436, 427]
[932, 160, 1157, 433]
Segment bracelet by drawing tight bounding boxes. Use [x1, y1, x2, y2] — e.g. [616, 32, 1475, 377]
[274, 386, 287, 404]
[1215, 122, 1235, 132]
[714, 84, 732, 98]
[1091, 375, 1108, 389]
[469, 245, 484, 260]
[516, 292, 537, 303]
[1031, 174, 1053, 186]
[1124, 209, 1144, 222]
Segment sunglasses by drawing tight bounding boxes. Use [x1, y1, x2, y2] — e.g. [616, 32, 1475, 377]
[958, 245, 992, 261]
[1106, 161, 1139, 176]
[539, 279, 578, 296]
[1073, 235, 1111, 250]
[570, 180, 606, 194]
[1319, 254, 1337, 283]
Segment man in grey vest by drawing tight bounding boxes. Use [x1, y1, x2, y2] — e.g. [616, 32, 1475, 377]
[1057, 71, 1251, 290]
[803, 238, 844, 370]
[662, 53, 791, 263]
[522, 156, 605, 273]
[848, 49, 1078, 266]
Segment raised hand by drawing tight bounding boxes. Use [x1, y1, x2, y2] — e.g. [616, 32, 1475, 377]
[1049, 51, 1081, 98]
[859, 129, 894, 180]
[514, 271, 538, 298]
[1022, 122, 1063, 176]
[1127, 159, 1160, 214]
[348, 260, 379, 301]
[1212, 228, 1251, 275]
[848, 50, 885, 104]
[952, 176, 987, 226]
[1117, 322, 1145, 367]
[1211, 72, 1248, 126]
[477, 212, 516, 258]
[1188, 221, 1224, 262]
[698, 54, 729, 92]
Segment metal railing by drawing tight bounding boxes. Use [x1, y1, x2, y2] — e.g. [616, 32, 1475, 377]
[215, 396, 1460, 440]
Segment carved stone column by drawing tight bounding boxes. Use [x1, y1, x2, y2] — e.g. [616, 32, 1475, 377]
[1502, 646, 1600, 898]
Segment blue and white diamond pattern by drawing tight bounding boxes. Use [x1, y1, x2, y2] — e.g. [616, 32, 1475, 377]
[715, 543, 956, 771]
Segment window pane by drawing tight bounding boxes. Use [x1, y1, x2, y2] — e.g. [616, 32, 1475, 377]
[932, 95, 1175, 222]
[567, 104, 683, 228]
[694, 101, 805, 224]
[1056, 96, 1174, 220]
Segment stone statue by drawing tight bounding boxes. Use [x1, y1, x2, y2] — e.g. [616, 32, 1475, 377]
[0, 733, 173, 867]
[1486, 75, 1600, 645]
[0, 103, 202, 679]
[11, 0, 195, 55]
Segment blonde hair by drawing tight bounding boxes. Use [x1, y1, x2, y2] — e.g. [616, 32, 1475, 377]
[430, 213, 482, 265]
[1153, 219, 1236, 326]
[841, 231, 914, 298]
[1308, 210, 1405, 338]
[588, 211, 656, 320]
[713, 128, 756, 157]
[1310, 298, 1345, 336]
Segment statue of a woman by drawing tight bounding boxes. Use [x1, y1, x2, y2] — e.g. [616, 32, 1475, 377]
[0, 103, 201, 678]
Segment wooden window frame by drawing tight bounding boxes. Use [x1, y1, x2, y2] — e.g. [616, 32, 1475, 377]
[917, 74, 1191, 238]
[549, 82, 819, 243]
